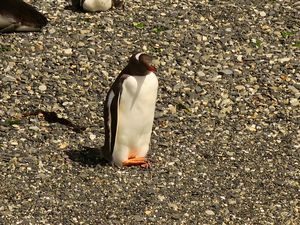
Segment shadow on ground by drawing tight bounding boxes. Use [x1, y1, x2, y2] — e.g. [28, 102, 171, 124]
[23, 110, 86, 133]
[66, 146, 108, 167]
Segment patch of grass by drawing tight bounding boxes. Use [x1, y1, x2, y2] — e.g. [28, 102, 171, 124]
[132, 22, 168, 34]
[177, 102, 192, 113]
[153, 48, 164, 53]
[148, 44, 164, 53]
[133, 22, 146, 29]
[251, 39, 263, 48]
[0, 45, 11, 52]
[292, 41, 300, 48]
[152, 25, 168, 34]
[281, 31, 294, 39]
[4, 119, 21, 126]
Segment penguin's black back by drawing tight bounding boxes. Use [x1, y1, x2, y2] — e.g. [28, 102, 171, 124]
[0, 0, 47, 28]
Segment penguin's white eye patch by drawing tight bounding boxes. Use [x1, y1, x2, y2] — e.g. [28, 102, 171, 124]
[135, 53, 143, 61]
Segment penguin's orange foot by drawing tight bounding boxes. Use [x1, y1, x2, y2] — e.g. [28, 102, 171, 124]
[122, 157, 150, 168]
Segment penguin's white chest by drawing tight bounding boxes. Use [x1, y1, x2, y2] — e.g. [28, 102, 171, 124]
[112, 72, 158, 166]
[82, 0, 112, 11]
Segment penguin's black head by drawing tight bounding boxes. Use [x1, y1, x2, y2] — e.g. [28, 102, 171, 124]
[127, 52, 156, 76]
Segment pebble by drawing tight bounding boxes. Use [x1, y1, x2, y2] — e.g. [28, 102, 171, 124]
[10, 141, 18, 146]
[246, 124, 256, 132]
[158, 195, 166, 201]
[259, 11, 267, 17]
[293, 1, 300, 9]
[78, 42, 85, 47]
[171, 213, 181, 220]
[62, 102, 73, 106]
[80, 30, 91, 34]
[148, 217, 156, 222]
[209, 76, 221, 82]
[228, 199, 236, 205]
[168, 203, 179, 211]
[294, 83, 300, 90]
[59, 142, 69, 149]
[278, 58, 290, 63]
[89, 133, 96, 140]
[290, 98, 299, 106]
[168, 104, 176, 114]
[3, 75, 16, 82]
[288, 86, 300, 97]
[197, 70, 206, 77]
[226, 151, 235, 156]
[235, 85, 246, 91]
[133, 215, 144, 222]
[220, 69, 233, 75]
[245, 167, 251, 172]
[48, 28, 55, 34]
[145, 210, 151, 215]
[236, 55, 243, 62]
[29, 126, 39, 131]
[205, 210, 215, 216]
[39, 84, 47, 91]
[64, 48, 72, 55]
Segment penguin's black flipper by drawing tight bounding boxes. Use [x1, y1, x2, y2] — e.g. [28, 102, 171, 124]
[103, 89, 121, 162]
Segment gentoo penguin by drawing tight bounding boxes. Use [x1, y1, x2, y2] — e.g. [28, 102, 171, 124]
[103, 52, 158, 168]
[72, 0, 123, 12]
[0, 0, 47, 33]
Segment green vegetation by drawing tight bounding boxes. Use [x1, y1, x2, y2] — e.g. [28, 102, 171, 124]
[0, 44, 11, 52]
[152, 26, 168, 34]
[4, 119, 21, 126]
[133, 22, 168, 34]
[133, 22, 145, 29]
[281, 31, 294, 39]
[292, 41, 300, 48]
[252, 39, 263, 48]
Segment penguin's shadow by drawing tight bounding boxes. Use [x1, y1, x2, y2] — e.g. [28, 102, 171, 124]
[66, 146, 108, 167]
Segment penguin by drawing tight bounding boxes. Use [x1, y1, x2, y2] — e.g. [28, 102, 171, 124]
[0, 0, 47, 33]
[103, 52, 158, 168]
[72, 0, 123, 12]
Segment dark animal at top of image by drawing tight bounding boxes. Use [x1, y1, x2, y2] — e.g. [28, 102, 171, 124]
[0, 0, 47, 33]
[102, 52, 158, 168]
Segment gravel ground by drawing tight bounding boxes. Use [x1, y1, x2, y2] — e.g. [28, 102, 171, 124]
[0, 0, 300, 224]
